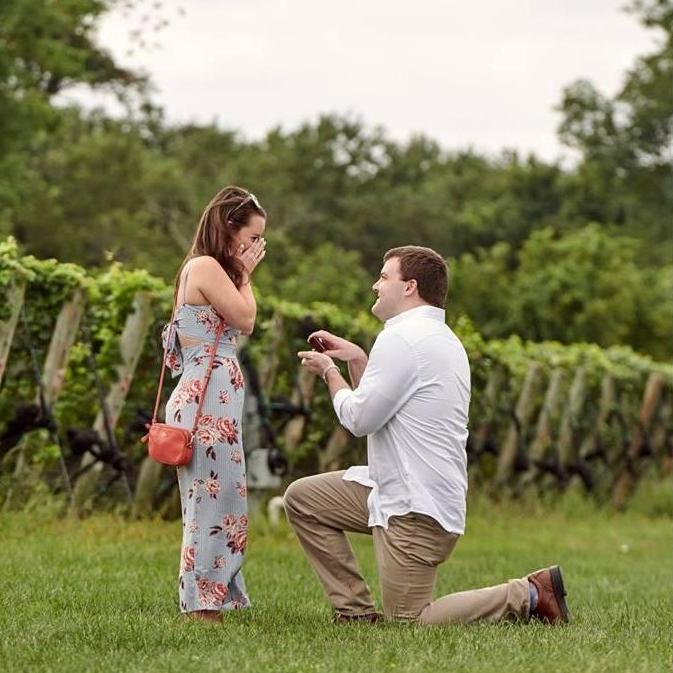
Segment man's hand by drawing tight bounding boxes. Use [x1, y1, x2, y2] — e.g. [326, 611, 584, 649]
[306, 330, 366, 363]
[297, 350, 335, 378]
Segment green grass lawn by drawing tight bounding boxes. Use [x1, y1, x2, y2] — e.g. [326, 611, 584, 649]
[1, 489, 671, 673]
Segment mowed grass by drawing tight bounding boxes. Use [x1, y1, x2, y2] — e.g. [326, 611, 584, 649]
[0, 488, 671, 673]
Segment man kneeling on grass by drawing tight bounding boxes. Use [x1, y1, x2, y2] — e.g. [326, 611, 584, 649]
[285, 245, 571, 625]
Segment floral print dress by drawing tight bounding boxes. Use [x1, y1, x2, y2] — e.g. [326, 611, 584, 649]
[162, 304, 249, 613]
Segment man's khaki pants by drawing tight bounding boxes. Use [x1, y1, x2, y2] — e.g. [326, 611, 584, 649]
[284, 471, 530, 624]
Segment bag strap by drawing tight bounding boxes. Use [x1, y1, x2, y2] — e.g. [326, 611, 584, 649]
[149, 266, 190, 423]
[150, 267, 225, 431]
[151, 289, 180, 424]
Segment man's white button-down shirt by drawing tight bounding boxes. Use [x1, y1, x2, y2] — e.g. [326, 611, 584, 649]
[332, 305, 470, 534]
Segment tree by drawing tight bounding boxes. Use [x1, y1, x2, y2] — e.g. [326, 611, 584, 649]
[451, 224, 672, 358]
[0, 0, 144, 234]
[557, 0, 673, 254]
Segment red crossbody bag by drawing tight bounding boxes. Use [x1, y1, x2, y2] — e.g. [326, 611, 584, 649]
[141, 299, 224, 466]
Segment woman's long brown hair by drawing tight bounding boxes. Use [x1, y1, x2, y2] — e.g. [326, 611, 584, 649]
[173, 186, 266, 302]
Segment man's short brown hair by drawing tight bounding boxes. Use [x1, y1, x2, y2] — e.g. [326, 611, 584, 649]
[383, 246, 448, 308]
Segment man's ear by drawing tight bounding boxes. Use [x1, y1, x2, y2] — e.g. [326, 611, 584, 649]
[404, 278, 418, 296]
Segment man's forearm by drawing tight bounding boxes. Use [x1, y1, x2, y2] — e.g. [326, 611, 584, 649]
[347, 354, 368, 388]
[325, 367, 350, 399]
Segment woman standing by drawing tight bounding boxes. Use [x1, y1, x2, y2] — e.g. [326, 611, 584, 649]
[162, 186, 266, 622]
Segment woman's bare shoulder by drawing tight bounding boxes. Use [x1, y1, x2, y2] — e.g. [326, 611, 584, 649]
[185, 255, 222, 274]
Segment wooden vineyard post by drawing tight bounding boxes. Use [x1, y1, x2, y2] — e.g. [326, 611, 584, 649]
[494, 363, 544, 487]
[73, 292, 154, 511]
[592, 374, 617, 454]
[4, 288, 86, 511]
[39, 289, 86, 407]
[612, 373, 665, 509]
[132, 456, 166, 518]
[0, 281, 26, 387]
[234, 334, 262, 456]
[238, 334, 284, 491]
[521, 367, 566, 488]
[258, 311, 284, 393]
[282, 367, 317, 455]
[650, 390, 673, 475]
[468, 365, 504, 480]
[557, 366, 588, 480]
[576, 374, 618, 494]
[318, 425, 351, 473]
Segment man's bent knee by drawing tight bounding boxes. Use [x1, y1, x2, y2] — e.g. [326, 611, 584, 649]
[283, 476, 313, 520]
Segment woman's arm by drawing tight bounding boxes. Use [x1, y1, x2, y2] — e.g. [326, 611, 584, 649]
[235, 273, 257, 335]
[190, 256, 257, 334]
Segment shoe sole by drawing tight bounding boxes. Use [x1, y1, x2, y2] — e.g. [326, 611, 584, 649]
[549, 565, 571, 623]
[334, 613, 382, 624]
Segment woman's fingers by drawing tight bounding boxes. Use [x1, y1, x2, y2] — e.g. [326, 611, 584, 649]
[245, 241, 263, 262]
[239, 243, 265, 275]
[235, 239, 266, 277]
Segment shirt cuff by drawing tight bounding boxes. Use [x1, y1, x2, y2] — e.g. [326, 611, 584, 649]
[332, 387, 352, 424]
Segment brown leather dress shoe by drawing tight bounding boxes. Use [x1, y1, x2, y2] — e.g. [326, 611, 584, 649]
[528, 565, 571, 624]
[333, 611, 383, 624]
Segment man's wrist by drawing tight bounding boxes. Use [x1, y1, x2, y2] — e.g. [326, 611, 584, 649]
[322, 364, 340, 383]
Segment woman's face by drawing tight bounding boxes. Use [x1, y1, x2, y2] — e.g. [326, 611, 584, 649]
[231, 214, 266, 254]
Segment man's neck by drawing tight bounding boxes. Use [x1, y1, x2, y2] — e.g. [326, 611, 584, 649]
[384, 303, 446, 329]
[387, 301, 430, 320]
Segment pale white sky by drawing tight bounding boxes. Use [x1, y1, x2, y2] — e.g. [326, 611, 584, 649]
[62, 0, 658, 162]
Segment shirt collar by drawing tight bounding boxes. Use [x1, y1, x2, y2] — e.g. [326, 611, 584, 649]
[384, 305, 446, 329]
